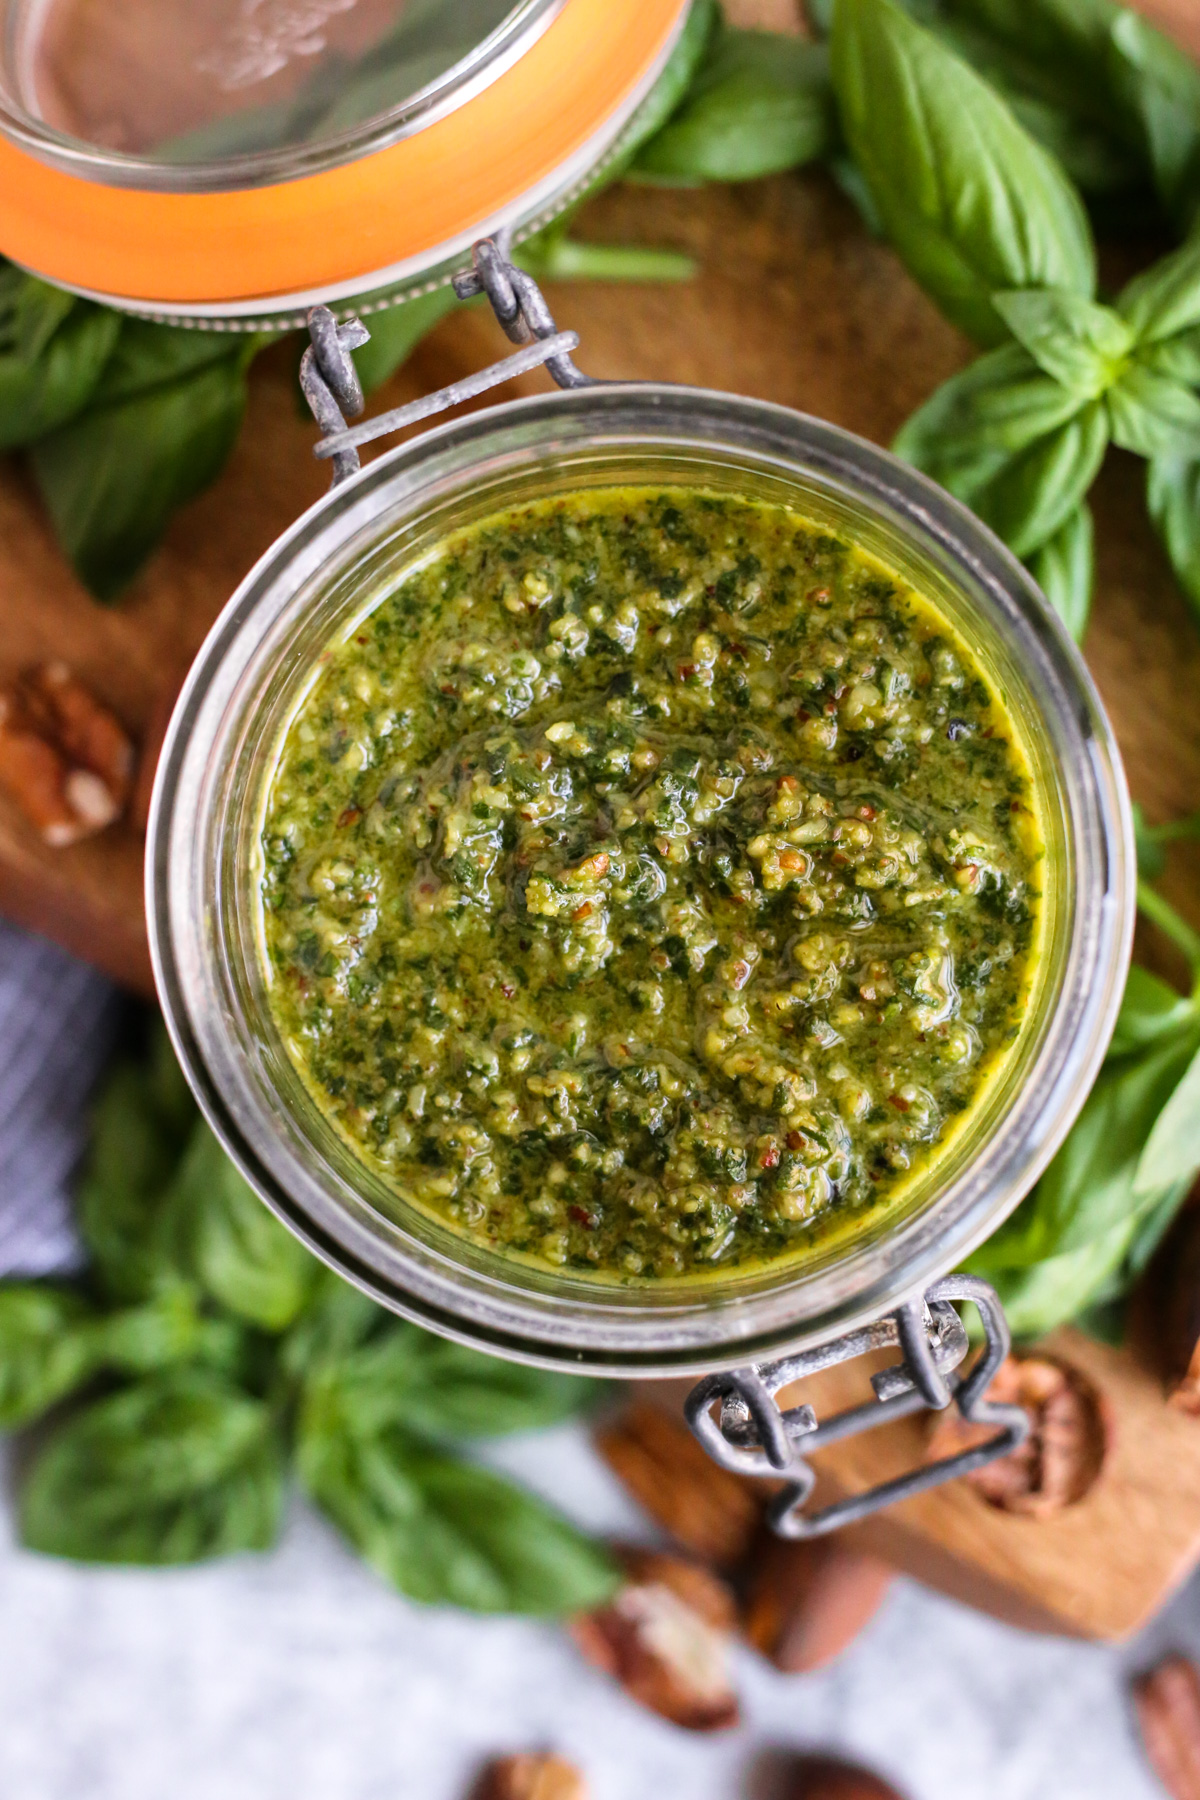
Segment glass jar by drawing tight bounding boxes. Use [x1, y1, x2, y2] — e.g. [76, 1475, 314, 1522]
[0, 0, 691, 325]
[147, 383, 1134, 1377]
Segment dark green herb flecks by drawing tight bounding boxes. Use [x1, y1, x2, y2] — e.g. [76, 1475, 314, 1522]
[260, 487, 1041, 1282]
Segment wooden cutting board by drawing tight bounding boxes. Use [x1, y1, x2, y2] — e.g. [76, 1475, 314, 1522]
[4, 0, 1200, 1639]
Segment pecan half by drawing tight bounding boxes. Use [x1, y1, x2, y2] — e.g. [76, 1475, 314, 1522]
[0, 665, 133, 847]
[742, 1534, 893, 1672]
[570, 1546, 740, 1731]
[779, 1756, 906, 1800]
[472, 1753, 588, 1800]
[595, 1400, 763, 1569]
[1133, 1657, 1200, 1800]
[925, 1354, 1107, 1516]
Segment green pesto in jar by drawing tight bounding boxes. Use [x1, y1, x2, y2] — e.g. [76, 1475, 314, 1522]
[258, 488, 1041, 1282]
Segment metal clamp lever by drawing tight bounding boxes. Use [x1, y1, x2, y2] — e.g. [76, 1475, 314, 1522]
[300, 234, 595, 489]
[686, 1274, 1029, 1539]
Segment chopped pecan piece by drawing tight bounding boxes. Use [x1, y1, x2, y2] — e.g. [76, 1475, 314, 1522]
[779, 1755, 906, 1799]
[1133, 1657, 1200, 1800]
[595, 1400, 763, 1569]
[0, 665, 133, 846]
[20, 662, 134, 807]
[472, 1752, 588, 1800]
[925, 1354, 1107, 1516]
[742, 1534, 893, 1672]
[570, 1546, 740, 1731]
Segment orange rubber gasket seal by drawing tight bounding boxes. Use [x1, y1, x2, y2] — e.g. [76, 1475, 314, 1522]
[0, 0, 686, 306]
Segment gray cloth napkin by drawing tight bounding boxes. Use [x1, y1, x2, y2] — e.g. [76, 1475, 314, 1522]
[0, 919, 121, 1277]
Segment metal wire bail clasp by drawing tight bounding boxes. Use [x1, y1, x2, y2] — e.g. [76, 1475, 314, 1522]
[300, 235, 595, 488]
[686, 1275, 1030, 1539]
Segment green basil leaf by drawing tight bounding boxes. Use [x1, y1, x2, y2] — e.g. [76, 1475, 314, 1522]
[299, 1409, 617, 1614]
[1031, 1027, 1200, 1255]
[617, 0, 721, 170]
[874, 2, 1144, 200]
[1133, 801, 1167, 880]
[31, 345, 253, 601]
[0, 1287, 99, 1429]
[301, 1323, 595, 1441]
[1108, 963, 1196, 1057]
[279, 1267, 382, 1380]
[1135, 1039, 1200, 1193]
[1024, 499, 1093, 639]
[1147, 451, 1200, 624]
[0, 302, 121, 451]
[984, 1201, 1163, 1338]
[991, 289, 1131, 397]
[77, 1056, 193, 1303]
[830, 0, 1095, 346]
[634, 32, 834, 182]
[91, 1282, 207, 1375]
[170, 1122, 317, 1332]
[1118, 236, 1200, 348]
[351, 287, 461, 395]
[894, 342, 1085, 474]
[20, 1371, 284, 1565]
[1107, 362, 1200, 460]
[896, 350, 1108, 557]
[1107, 10, 1200, 231]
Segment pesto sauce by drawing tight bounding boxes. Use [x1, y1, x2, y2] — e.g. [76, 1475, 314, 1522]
[259, 488, 1040, 1282]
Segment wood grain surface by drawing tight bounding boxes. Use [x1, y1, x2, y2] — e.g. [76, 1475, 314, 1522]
[4, 0, 1200, 1638]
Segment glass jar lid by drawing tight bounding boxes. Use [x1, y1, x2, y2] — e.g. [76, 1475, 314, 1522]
[0, 0, 555, 185]
[0, 0, 690, 322]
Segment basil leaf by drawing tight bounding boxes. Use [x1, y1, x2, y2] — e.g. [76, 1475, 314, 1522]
[830, 0, 1095, 345]
[1118, 236, 1200, 347]
[20, 1371, 284, 1565]
[170, 1122, 317, 1332]
[1031, 1027, 1200, 1255]
[895, 348, 1108, 557]
[1133, 801, 1167, 880]
[300, 1323, 594, 1441]
[614, 0, 722, 169]
[1107, 363, 1200, 460]
[1147, 451, 1200, 623]
[77, 1056, 193, 1303]
[1135, 1040, 1200, 1194]
[1107, 10, 1200, 231]
[299, 1405, 617, 1614]
[991, 289, 1131, 397]
[351, 288, 460, 395]
[1108, 963, 1196, 1057]
[985, 1200, 1169, 1339]
[0, 290, 121, 451]
[279, 1267, 382, 1379]
[634, 32, 834, 183]
[31, 341, 254, 601]
[0, 1287, 98, 1429]
[894, 342, 1085, 472]
[1025, 500, 1093, 639]
[92, 1283, 207, 1375]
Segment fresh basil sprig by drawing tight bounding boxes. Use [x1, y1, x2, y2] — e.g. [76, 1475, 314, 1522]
[4, 1020, 614, 1612]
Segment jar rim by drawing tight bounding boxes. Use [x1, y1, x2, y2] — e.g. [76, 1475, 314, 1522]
[147, 383, 1135, 1375]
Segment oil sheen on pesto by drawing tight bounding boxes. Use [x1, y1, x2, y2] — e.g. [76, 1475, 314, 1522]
[259, 489, 1039, 1281]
